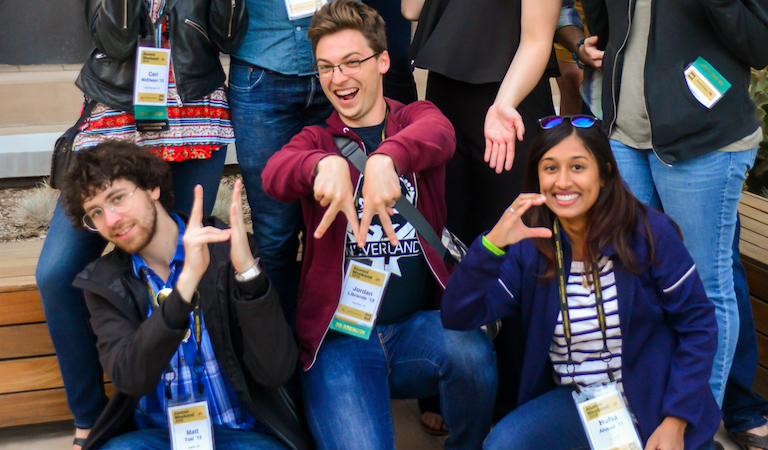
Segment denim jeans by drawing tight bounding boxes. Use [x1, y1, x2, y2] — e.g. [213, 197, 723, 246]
[99, 425, 288, 450]
[301, 310, 497, 450]
[228, 60, 333, 326]
[485, 386, 715, 450]
[610, 140, 757, 406]
[35, 151, 226, 428]
[723, 216, 768, 432]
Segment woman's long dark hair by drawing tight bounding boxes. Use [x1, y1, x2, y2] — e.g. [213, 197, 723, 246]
[521, 122, 655, 279]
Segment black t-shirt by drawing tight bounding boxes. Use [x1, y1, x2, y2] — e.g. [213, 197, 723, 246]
[343, 121, 435, 325]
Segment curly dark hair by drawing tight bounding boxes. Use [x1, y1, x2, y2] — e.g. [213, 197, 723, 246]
[61, 140, 174, 227]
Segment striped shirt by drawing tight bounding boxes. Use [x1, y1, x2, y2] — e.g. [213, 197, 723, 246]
[73, 0, 234, 162]
[550, 256, 624, 391]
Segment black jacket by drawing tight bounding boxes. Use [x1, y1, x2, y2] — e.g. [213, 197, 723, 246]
[582, 0, 768, 164]
[76, 0, 248, 111]
[73, 216, 312, 450]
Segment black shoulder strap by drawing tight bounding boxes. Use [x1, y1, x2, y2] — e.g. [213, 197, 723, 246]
[334, 136, 448, 259]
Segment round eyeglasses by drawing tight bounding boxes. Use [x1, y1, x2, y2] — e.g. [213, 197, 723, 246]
[539, 115, 599, 130]
[83, 187, 138, 231]
[313, 53, 382, 79]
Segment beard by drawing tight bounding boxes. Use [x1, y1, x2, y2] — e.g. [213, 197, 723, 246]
[107, 194, 158, 254]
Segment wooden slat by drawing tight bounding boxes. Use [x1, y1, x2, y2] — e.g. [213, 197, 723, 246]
[758, 331, 768, 367]
[0, 384, 115, 428]
[740, 214, 768, 240]
[0, 288, 44, 326]
[741, 228, 768, 254]
[742, 192, 768, 215]
[752, 297, 768, 337]
[754, 364, 768, 400]
[0, 240, 44, 254]
[0, 356, 63, 394]
[745, 260, 768, 302]
[741, 241, 768, 272]
[0, 323, 54, 359]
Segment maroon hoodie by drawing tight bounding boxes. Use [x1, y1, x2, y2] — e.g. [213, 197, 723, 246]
[263, 98, 457, 370]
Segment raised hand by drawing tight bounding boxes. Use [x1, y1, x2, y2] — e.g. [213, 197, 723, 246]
[313, 155, 360, 240]
[176, 185, 231, 302]
[484, 104, 526, 174]
[228, 179, 256, 274]
[357, 154, 400, 248]
[484, 194, 552, 249]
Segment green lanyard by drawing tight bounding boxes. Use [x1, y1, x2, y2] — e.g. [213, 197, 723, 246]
[553, 219, 611, 376]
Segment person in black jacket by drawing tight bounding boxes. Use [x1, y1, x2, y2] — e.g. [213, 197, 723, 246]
[579, 1, 768, 448]
[58, 141, 310, 450]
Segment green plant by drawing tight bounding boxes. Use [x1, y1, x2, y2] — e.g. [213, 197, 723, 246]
[748, 68, 768, 197]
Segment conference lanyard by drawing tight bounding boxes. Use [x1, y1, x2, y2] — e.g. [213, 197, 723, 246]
[553, 219, 611, 374]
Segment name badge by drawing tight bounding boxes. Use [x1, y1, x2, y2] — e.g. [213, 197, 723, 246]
[284, 0, 327, 20]
[134, 44, 171, 131]
[684, 57, 731, 109]
[167, 400, 214, 450]
[573, 382, 642, 450]
[330, 261, 390, 339]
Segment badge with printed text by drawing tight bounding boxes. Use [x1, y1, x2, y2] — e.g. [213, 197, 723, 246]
[133, 44, 171, 131]
[684, 57, 731, 109]
[167, 400, 214, 450]
[284, 0, 327, 20]
[330, 261, 390, 339]
[573, 382, 642, 450]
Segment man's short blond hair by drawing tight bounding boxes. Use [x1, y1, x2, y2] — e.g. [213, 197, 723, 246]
[308, 0, 387, 56]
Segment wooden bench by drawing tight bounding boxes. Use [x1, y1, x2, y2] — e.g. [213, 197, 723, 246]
[740, 192, 768, 399]
[0, 240, 115, 428]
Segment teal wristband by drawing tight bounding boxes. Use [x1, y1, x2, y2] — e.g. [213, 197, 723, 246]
[482, 236, 506, 256]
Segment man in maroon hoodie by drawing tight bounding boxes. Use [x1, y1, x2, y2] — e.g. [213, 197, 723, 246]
[262, 1, 496, 448]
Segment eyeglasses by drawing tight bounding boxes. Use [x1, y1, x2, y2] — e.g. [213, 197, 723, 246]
[83, 187, 138, 231]
[539, 115, 599, 130]
[313, 53, 382, 79]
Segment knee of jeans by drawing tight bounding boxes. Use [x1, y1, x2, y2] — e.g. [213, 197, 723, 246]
[446, 332, 497, 384]
[36, 256, 75, 298]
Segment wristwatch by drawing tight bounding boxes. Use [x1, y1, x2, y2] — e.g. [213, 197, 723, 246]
[235, 258, 262, 282]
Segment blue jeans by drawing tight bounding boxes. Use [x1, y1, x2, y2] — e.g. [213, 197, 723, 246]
[228, 60, 333, 326]
[723, 216, 768, 432]
[36, 151, 226, 428]
[485, 386, 715, 450]
[99, 425, 288, 450]
[610, 140, 757, 406]
[302, 310, 497, 450]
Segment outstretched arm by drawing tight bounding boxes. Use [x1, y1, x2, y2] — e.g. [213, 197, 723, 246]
[484, 0, 560, 173]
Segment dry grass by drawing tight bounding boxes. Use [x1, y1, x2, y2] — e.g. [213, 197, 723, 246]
[10, 180, 59, 231]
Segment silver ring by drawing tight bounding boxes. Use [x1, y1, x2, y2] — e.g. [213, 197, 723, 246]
[389, 201, 397, 208]
[509, 207, 515, 214]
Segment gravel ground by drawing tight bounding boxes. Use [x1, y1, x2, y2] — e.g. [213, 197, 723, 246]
[0, 175, 250, 243]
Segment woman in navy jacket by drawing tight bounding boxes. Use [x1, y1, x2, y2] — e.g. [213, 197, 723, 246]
[442, 117, 720, 450]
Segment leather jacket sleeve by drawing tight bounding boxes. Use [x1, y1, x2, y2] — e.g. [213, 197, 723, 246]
[85, 0, 144, 61]
[207, 0, 249, 54]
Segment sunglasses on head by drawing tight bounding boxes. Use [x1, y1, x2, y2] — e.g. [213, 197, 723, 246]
[538, 115, 599, 130]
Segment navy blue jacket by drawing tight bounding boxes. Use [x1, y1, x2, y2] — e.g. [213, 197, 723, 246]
[442, 207, 719, 449]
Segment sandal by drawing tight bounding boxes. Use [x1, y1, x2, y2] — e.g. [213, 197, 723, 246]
[420, 411, 449, 436]
[729, 431, 768, 450]
[74, 437, 87, 448]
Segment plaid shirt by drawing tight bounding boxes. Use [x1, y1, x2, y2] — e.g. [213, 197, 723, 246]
[131, 213, 256, 430]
